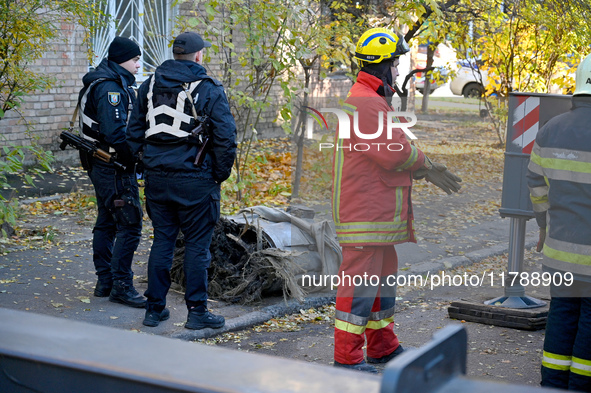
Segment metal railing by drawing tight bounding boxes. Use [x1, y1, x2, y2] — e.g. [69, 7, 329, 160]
[0, 308, 559, 393]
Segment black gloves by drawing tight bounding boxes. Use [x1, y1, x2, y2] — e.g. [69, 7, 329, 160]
[113, 142, 136, 173]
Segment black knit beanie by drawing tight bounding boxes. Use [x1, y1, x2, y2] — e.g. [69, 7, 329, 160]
[108, 37, 141, 64]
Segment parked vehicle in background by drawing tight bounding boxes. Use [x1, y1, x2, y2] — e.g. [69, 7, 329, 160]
[450, 60, 488, 98]
[415, 67, 449, 95]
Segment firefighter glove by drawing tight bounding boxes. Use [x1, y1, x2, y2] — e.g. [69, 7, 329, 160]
[423, 161, 462, 195]
[536, 227, 546, 252]
[413, 156, 434, 180]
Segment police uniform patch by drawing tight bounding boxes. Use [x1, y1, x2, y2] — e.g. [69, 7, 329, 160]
[108, 92, 121, 106]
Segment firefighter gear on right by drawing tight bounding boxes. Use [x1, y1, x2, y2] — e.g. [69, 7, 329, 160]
[574, 52, 591, 95]
[332, 27, 461, 373]
[527, 53, 591, 391]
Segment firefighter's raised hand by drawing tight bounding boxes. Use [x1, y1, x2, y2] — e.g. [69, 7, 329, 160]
[426, 162, 462, 194]
[414, 158, 462, 195]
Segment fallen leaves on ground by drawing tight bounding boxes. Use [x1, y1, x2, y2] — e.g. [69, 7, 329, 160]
[197, 304, 335, 346]
[221, 138, 292, 214]
[18, 193, 97, 218]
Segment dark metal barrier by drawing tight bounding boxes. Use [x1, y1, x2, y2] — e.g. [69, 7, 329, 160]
[488, 93, 572, 309]
[0, 308, 559, 392]
[500, 92, 572, 219]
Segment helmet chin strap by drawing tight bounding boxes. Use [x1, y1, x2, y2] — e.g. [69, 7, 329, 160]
[361, 60, 395, 108]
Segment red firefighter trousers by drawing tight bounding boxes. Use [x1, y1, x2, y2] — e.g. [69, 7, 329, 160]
[334, 245, 400, 364]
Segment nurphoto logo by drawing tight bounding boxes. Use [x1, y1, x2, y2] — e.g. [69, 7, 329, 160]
[304, 106, 418, 151]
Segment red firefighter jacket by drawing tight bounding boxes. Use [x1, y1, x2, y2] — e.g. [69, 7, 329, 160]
[331, 71, 426, 247]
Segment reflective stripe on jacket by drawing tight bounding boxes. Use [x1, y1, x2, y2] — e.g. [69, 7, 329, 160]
[331, 71, 425, 247]
[527, 96, 591, 278]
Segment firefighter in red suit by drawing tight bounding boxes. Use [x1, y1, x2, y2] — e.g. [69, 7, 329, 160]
[331, 27, 462, 373]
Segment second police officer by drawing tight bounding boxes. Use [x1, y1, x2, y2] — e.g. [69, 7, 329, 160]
[128, 32, 237, 329]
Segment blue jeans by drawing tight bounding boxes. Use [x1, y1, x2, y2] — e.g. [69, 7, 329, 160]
[143, 171, 220, 312]
[88, 163, 142, 285]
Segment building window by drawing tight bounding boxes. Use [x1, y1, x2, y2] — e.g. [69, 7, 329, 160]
[91, 0, 177, 78]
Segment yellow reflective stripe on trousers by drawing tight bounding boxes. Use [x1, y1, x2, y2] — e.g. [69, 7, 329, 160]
[335, 317, 394, 335]
[366, 316, 394, 330]
[335, 319, 366, 335]
[572, 356, 591, 377]
[542, 351, 572, 371]
[369, 307, 395, 321]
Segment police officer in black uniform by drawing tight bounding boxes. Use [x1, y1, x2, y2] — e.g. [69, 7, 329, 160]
[79, 37, 146, 308]
[128, 32, 237, 328]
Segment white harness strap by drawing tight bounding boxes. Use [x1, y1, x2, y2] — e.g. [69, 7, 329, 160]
[79, 79, 102, 138]
[145, 79, 203, 139]
[78, 77, 133, 153]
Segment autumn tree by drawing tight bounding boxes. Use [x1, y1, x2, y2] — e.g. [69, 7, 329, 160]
[184, 0, 317, 203]
[0, 0, 96, 235]
[447, 0, 591, 144]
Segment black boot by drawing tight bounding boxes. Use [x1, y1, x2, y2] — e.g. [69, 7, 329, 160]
[143, 308, 170, 327]
[367, 345, 406, 364]
[109, 280, 146, 308]
[333, 360, 378, 373]
[185, 309, 225, 330]
[93, 280, 112, 297]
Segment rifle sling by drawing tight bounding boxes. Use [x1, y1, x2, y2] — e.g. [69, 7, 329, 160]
[69, 105, 79, 131]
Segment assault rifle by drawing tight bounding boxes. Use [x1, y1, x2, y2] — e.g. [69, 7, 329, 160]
[59, 131, 126, 171]
[190, 115, 212, 167]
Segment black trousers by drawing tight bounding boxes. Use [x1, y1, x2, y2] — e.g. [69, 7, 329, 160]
[88, 163, 142, 285]
[143, 171, 220, 312]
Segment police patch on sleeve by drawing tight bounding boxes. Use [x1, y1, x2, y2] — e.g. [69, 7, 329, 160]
[108, 92, 121, 106]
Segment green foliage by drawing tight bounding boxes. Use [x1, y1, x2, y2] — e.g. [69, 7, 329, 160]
[0, 140, 56, 231]
[0, 0, 96, 230]
[446, 0, 591, 143]
[0, 0, 97, 119]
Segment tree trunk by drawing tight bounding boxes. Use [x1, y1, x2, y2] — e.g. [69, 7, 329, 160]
[421, 43, 437, 114]
[291, 59, 315, 199]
